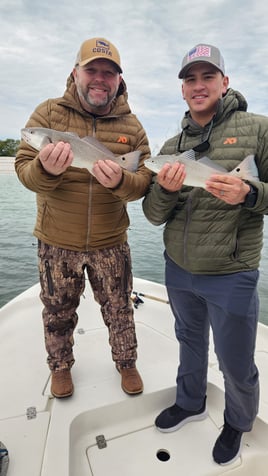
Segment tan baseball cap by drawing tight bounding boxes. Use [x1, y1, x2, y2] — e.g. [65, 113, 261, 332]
[75, 37, 122, 73]
[179, 44, 225, 78]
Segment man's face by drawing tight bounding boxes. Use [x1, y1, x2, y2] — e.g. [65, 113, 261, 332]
[181, 63, 229, 125]
[73, 58, 122, 115]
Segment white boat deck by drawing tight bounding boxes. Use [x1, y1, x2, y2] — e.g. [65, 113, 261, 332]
[0, 278, 268, 475]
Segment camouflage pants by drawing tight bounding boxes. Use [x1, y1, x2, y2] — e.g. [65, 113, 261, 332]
[38, 240, 137, 371]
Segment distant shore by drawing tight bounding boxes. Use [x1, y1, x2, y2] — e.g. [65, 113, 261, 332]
[0, 157, 15, 174]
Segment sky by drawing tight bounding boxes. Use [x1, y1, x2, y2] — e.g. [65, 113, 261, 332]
[1, 0, 268, 154]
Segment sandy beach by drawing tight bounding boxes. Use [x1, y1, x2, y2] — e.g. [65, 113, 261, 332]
[0, 156, 15, 174]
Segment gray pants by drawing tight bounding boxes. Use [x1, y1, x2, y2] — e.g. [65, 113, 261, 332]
[38, 241, 137, 371]
[165, 253, 259, 432]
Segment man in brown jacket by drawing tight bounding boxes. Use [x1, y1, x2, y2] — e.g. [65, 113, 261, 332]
[15, 37, 152, 398]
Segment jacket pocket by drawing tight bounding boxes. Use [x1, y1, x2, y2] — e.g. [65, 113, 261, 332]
[45, 260, 54, 296]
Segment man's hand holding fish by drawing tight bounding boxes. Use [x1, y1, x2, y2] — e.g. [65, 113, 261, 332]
[156, 162, 186, 192]
[92, 159, 123, 188]
[205, 173, 251, 205]
[39, 141, 74, 176]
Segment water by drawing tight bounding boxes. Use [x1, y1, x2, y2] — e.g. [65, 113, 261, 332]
[1, 174, 268, 326]
[0, 174, 165, 306]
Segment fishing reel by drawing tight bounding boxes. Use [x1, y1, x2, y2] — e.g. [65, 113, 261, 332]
[131, 291, 144, 309]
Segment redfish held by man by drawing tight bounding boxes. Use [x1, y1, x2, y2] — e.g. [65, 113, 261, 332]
[145, 149, 259, 189]
[21, 127, 141, 175]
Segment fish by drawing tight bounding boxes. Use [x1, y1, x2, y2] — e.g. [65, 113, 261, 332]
[21, 127, 141, 175]
[144, 149, 259, 188]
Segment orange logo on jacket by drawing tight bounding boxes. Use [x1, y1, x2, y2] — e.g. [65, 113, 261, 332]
[117, 136, 128, 144]
[223, 137, 237, 145]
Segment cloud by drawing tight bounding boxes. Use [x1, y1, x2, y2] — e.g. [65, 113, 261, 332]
[1, 0, 268, 153]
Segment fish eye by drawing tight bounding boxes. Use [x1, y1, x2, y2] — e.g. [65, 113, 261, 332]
[236, 167, 240, 172]
[121, 157, 126, 161]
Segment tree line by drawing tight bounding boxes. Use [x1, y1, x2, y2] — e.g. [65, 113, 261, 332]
[0, 139, 20, 156]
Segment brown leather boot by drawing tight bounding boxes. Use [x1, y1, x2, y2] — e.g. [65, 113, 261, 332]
[117, 366, 144, 395]
[51, 369, 74, 398]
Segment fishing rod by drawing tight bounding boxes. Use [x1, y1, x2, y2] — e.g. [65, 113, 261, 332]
[132, 291, 169, 308]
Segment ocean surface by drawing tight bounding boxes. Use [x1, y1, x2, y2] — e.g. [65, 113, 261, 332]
[1, 172, 268, 326]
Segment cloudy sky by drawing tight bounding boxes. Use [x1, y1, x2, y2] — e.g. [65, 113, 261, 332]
[1, 0, 268, 154]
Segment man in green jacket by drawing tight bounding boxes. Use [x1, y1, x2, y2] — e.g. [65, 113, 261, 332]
[16, 37, 152, 398]
[143, 43, 268, 465]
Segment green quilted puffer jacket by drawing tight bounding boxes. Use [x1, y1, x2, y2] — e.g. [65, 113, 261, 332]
[143, 88, 268, 274]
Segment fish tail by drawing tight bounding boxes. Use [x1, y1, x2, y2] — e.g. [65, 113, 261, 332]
[230, 155, 259, 182]
[120, 151, 141, 172]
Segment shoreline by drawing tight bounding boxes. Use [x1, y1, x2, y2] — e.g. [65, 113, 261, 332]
[0, 156, 15, 174]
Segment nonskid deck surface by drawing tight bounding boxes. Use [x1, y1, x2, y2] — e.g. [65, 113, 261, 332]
[0, 278, 268, 476]
[78, 386, 268, 476]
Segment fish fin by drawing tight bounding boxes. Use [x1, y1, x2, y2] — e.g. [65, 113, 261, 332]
[118, 151, 141, 172]
[82, 136, 115, 158]
[64, 131, 80, 137]
[230, 155, 259, 182]
[40, 135, 52, 148]
[197, 156, 227, 172]
[179, 149, 196, 161]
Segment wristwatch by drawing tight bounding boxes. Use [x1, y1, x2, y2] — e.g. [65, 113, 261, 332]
[243, 183, 258, 208]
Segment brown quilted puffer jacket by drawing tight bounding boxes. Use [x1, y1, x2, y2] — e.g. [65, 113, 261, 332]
[15, 74, 152, 251]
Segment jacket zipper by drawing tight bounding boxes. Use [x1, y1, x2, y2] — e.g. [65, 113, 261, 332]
[85, 118, 97, 251]
[183, 193, 193, 265]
